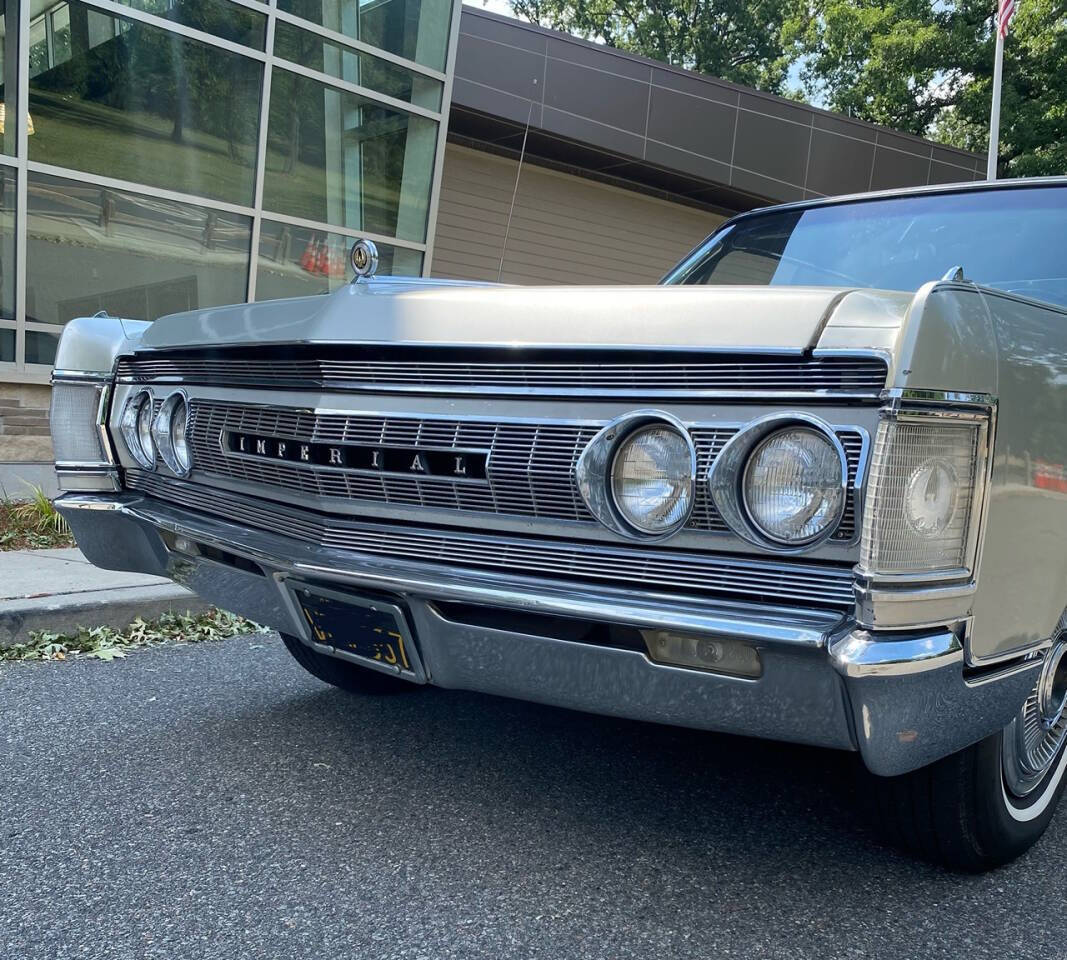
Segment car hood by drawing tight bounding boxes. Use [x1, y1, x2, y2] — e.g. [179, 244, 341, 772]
[139, 280, 912, 355]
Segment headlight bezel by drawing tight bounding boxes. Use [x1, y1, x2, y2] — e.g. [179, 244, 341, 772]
[120, 387, 157, 471]
[152, 389, 193, 478]
[577, 410, 698, 542]
[708, 412, 850, 554]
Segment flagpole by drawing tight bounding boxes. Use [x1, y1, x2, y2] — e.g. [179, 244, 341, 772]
[987, 26, 1004, 180]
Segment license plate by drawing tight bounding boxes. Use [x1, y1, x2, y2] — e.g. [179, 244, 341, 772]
[290, 583, 424, 681]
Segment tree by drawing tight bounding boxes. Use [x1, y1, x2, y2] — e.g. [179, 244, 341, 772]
[508, 0, 804, 93]
[789, 0, 1067, 176]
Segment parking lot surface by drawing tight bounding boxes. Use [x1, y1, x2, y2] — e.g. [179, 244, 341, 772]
[2, 634, 1062, 960]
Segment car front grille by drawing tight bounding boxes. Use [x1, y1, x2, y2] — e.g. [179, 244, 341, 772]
[184, 400, 865, 541]
[125, 472, 857, 610]
[116, 346, 888, 399]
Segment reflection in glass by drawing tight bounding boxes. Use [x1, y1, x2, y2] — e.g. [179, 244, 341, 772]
[0, 167, 13, 320]
[255, 219, 422, 300]
[263, 69, 437, 243]
[25, 330, 60, 365]
[0, 326, 12, 363]
[0, 0, 16, 155]
[108, 0, 267, 50]
[277, 0, 452, 71]
[28, 1, 263, 204]
[26, 172, 252, 326]
[273, 20, 442, 110]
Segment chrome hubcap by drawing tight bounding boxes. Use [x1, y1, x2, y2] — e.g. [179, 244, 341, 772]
[1003, 640, 1067, 798]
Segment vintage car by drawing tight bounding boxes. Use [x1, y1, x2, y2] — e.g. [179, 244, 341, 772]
[50, 177, 1067, 870]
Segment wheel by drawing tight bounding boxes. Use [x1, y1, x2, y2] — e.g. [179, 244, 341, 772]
[280, 633, 417, 695]
[873, 645, 1067, 871]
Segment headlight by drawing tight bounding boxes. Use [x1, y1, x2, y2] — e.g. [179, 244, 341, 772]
[860, 416, 986, 577]
[153, 391, 192, 477]
[120, 389, 156, 470]
[610, 424, 695, 535]
[742, 427, 845, 545]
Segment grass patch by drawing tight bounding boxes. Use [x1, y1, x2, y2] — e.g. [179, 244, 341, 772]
[0, 488, 75, 551]
[2, 608, 266, 662]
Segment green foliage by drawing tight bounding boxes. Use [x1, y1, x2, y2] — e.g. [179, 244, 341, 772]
[507, 0, 805, 92]
[790, 0, 1067, 176]
[0, 487, 74, 551]
[1, 608, 265, 662]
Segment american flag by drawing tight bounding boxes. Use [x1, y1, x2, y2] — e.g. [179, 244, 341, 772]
[998, 0, 1017, 38]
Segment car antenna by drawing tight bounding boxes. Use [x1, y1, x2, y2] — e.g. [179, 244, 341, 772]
[497, 84, 536, 283]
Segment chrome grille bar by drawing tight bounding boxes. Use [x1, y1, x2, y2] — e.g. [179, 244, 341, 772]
[116, 349, 888, 398]
[125, 472, 856, 610]
[184, 401, 864, 540]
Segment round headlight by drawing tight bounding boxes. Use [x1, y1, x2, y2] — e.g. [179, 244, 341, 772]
[120, 389, 156, 470]
[610, 425, 695, 535]
[904, 458, 958, 537]
[153, 391, 192, 477]
[742, 427, 844, 545]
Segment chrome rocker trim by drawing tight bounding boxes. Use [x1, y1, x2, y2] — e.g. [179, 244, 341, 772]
[57, 492, 1038, 776]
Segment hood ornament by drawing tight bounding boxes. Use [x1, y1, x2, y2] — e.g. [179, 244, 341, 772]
[350, 238, 379, 282]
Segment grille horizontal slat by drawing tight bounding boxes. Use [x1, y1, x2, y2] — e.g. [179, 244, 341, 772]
[116, 348, 887, 398]
[183, 401, 863, 540]
[125, 472, 855, 609]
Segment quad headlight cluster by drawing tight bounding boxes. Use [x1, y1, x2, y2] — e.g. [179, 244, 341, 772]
[577, 410, 847, 549]
[119, 389, 193, 477]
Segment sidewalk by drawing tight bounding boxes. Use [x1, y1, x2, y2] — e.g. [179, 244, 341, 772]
[0, 547, 207, 647]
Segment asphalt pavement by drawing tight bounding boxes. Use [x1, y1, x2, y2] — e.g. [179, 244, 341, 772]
[3, 635, 1064, 960]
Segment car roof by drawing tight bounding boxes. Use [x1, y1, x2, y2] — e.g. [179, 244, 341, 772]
[738, 175, 1067, 222]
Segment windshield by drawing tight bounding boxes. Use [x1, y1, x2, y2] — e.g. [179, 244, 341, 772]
[665, 185, 1067, 309]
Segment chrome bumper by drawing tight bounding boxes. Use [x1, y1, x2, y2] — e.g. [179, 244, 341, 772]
[57, 492, 1038, 776]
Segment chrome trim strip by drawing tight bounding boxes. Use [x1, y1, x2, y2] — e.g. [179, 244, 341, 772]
[831, 627, 964, 678]
[56, 492, 844, 647]
[115, 350, 890, 399]
[120, 474, 858, 610]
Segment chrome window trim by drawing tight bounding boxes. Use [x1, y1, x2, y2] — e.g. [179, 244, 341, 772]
[708, 412, 850, 555]
[576, 410, 697, 543]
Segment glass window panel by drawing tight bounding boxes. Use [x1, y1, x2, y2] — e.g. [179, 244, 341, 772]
[263, 68, 437, 243]
[28, 1, 263, 205]
[255, 219, 422, 300]
[273, 20, 441, 110]
[0, 167, 13, 319]
[25, 329, 60, 365]
[0, 326, 12, 363]
[277, 0, 452, 72]
[51, 4, 73, 66]
[0, 0, 14, 155]
[26, 172, 252, 326]
[29, 16, 47, 79]
[109, 0, 267, 51]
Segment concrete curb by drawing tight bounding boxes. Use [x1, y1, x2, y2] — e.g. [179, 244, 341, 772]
[0, 583, 209, 648]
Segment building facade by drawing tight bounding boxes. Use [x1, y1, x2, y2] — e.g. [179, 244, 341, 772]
[1, 0, 461, 382]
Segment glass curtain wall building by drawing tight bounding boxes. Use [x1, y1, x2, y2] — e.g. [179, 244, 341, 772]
[0, 0, 459, 376]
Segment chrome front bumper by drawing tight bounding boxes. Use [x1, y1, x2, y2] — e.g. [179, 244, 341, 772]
[57, 493, 1038, 776]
